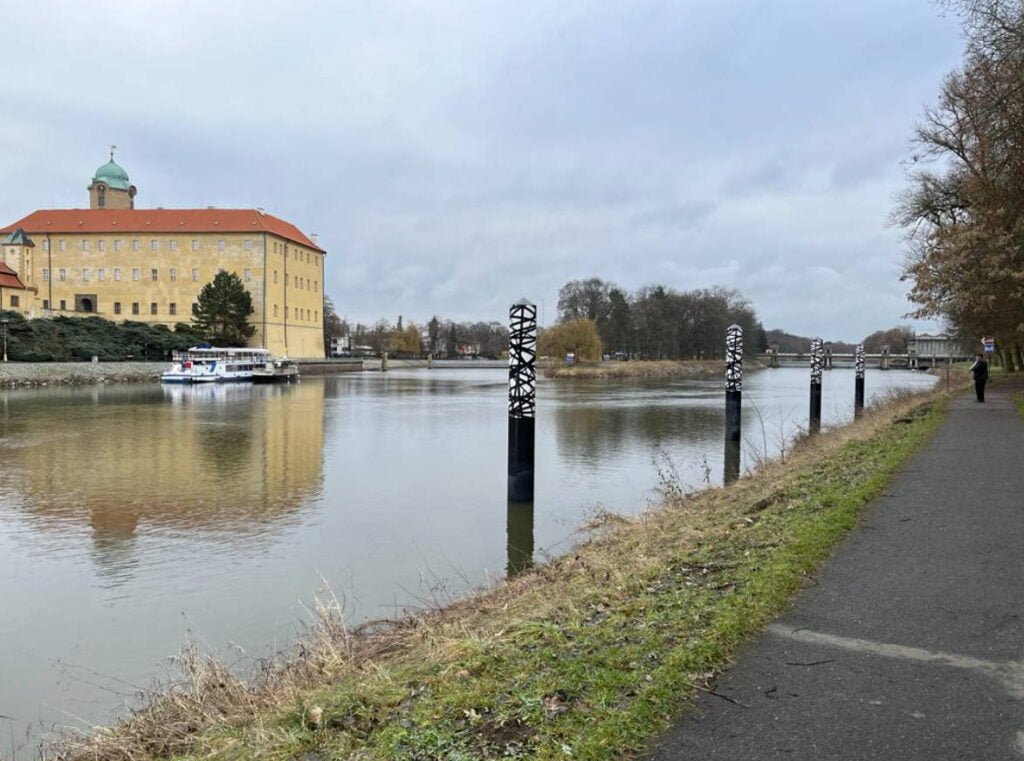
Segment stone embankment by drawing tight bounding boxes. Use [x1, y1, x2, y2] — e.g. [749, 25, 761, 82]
[0, 361, 164, 388]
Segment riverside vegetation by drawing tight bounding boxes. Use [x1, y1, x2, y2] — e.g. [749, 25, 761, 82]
[544, 359, 726, 380]
[48, 379, 955, 761]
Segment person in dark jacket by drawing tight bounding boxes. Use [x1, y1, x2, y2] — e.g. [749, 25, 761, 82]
[970, 353, 989, 402]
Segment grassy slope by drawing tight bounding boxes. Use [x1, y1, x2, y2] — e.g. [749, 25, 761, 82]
[65, 393, 947, 761]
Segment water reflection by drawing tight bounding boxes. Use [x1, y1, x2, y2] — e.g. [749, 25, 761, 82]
[0, 382, 326, 580]
[506, 501, 535, 578]
[724, 439, 741, 485]
[551, 381, 722, 471]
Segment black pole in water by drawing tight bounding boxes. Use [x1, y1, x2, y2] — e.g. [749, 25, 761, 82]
[724, 324, 743, 485]
[506, 500, 535, 578]
[854, 344, 865, 419]
[809, 338, 823, 435]
[508, 299, 537, 503]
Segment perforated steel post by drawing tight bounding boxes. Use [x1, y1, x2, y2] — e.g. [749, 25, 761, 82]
[809, 338, 823, 435]
[854, 343, 865, 419]
[724, 324, 742, 484]
[508, 299, 537, 503]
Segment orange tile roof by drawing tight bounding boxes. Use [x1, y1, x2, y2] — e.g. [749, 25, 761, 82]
[0, 261, 26, 289]
[0, 208, 325, 253]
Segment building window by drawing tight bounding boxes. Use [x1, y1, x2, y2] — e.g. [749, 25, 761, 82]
[98, 268, 106, 281]
[60, 299, 66, 311]
[98, 240, 105, 252]
[132, 239, 140, 251]
[151, 268, 158, 281]
[82, 268, 90, 282]
[10, 295, 19, 308]
[192, 268, 199, 281]
[168, 240, 178, 251]
[114, 240, 122, 252]
[169, 268, 177, 282]
[59, 240, 66, 251]
[59, 268, 67, 281]
[192, 239, 199, 251]
[42, 268, 49, 281]
[114, 268, 121, 281]
[42, 299, 49, 310]
[244, 268, 252, 282]
[273, 304, 278, 317]
[169, 302, 177, 316]
[149, 240, 157, 251]
[315, 310, 318, 322]
[132, 268, 140, 281]
[131, 302, 139, 315]
[244, 239, 253, 250]
[217, 239, 226, 251]
[314, 280, 317, 291]
[273, 270, 277, 284]
[97, 187, 105, 207]
[42, 239, 49, 251]
[114, 302, 121, 315]
[150, 302, 158, 315]
[81, 239, 89, 251]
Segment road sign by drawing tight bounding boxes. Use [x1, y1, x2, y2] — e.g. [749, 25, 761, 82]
[982, 337, 995, 353]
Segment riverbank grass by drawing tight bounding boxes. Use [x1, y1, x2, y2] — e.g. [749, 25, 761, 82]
[544, 359, 724, 380]
[64, 391, 946, 761]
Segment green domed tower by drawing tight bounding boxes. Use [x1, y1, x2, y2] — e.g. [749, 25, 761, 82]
[87, 148, 137, 209]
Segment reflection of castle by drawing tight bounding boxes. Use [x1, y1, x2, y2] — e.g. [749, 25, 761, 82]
[0, 383, 325, 578]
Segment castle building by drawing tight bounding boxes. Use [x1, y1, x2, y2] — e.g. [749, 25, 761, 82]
[0, 154, 326, 357]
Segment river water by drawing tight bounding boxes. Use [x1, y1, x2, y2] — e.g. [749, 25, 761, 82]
[0, 367, 936, 756]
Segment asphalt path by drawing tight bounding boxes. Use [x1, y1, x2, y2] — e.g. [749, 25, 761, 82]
[645, 379, 1024, 760]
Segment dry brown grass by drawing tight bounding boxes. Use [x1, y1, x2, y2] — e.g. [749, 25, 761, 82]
[53, 380, 949, 761]
[545, 359, 725, 380]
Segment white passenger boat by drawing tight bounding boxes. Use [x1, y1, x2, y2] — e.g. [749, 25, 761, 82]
[161, 345, 273, 384]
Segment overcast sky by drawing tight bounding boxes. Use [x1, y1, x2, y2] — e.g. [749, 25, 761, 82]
[0, 1, 964, 340]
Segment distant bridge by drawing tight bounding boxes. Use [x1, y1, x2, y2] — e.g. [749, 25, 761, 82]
[756, 351, 970, 370]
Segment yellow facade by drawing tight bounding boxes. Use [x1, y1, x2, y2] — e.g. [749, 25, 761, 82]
[0, 158, 327, 358]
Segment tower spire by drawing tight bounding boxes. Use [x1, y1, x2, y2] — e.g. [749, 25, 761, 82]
[109, 144, 117, 161]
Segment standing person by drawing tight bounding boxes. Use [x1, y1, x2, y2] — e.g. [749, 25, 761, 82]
[970, 353, 989, 402]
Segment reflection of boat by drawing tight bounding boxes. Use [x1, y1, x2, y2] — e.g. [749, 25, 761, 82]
[161, 346, 273, 383]
[252, 359, 300, 384]
[161, 382, 262, 404]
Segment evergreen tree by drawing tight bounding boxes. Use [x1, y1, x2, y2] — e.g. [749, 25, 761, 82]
[191, 270, 256, 346]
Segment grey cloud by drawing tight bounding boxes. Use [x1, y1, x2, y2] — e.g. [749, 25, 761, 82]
[629, 201, 716, 231]
[0, 0, 965, 339]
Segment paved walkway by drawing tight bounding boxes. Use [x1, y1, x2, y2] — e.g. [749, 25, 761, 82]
[646, 380, 1024, 760]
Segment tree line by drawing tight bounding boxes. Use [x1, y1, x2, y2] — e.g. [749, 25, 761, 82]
[324, 300, 509, 358]
[540, 277, 768, 361]
[765, 326, 916, 355]
[897, 0, 1024, 368]
[0, 311, 204, 361]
